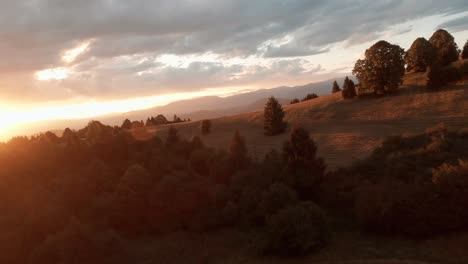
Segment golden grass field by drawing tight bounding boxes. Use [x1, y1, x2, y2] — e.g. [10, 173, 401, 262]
[127, 70, 468, 264]
[135, 71, 467, 169]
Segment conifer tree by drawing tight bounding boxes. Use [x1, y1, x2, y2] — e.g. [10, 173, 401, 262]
[264, 97, 286, 136]
[332, 80, 341, 93]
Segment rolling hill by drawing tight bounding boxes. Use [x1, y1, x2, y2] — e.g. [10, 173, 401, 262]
[136, 72, 467, 169]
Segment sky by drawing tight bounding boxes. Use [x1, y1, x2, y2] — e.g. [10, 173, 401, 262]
[0, 0, 468, 138]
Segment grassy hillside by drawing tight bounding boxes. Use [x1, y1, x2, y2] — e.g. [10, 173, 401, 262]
[136, 72, 467, 169]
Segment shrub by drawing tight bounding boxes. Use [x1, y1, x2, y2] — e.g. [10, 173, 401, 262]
[262, 202, 329, 256]
[290, 98, 300, 104]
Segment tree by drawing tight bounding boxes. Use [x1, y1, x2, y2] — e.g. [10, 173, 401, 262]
[121, 119, 132, 129]
[405, 37, 438, 72]
[264, 97, 286, 136]
[331, 80, 341, 93]
[301, 93, 318, 102]
[429, 29, 459, 66]
[462, 40, 468, 59]
[352, 40, 405, 94]
[166, 126, 180, 147]
[426, 63, 443, 90]
[342, 76, 356, 99]
[283, 127, 326, 199]
[229, 130, 247, 168]
[201, 119, 212, 135]
[290, 98, 300, 104]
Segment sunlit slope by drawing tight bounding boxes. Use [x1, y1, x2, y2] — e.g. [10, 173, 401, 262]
[140, 73, 467, 168]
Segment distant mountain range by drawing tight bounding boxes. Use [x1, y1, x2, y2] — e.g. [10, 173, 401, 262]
[10, 77, 349, 138]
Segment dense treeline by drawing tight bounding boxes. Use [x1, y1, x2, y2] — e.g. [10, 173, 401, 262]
[0, 118, 466, 263]
[121, 114, 189, 129]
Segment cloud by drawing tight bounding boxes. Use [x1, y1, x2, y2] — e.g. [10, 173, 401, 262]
[0, 0, 468, 102]
[438, 14, 468, 32]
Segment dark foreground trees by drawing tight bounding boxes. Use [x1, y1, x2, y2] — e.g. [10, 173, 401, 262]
[201, 119, 211, 135]
[353, 40, 405, 95]
[264, 97, 286, 136]
[462, 40, 468, 59]
[341, 76, 356, 99]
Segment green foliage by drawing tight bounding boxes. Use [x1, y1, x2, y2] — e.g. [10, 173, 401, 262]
[352, 40, 405, 94]
[331, 80, 341, 93]
[405, 37, 438, 72]
[429, 29, 459, 66]
[262, 202, 329, 256]
[264, 96, 286, 136]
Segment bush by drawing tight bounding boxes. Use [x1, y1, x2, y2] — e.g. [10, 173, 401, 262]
[262, 202, 329, 256]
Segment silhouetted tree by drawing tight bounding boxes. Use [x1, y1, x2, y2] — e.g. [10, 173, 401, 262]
[331, 81, 341, 93]
[342, 76, 356, 99]
[429, 29, 459, 66]
[353, 40, 405, 94]
[201, 119, 212, 135]
[290, 98, 300, 104]
[121, 119, 132, 129]
[166, 126, 180, 147]
[283, 127, 326, 199]
[462, 40, 468, 59]
[405, 37, 438, 72]
[264, 97, 286, 136]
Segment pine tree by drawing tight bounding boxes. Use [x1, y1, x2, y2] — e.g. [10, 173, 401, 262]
[264, 97, 286, 136]
[331, 80, 341, 93]
[342, 76, 357, 99]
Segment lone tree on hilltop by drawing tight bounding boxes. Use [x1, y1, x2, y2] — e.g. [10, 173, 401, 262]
[462, 40, 468, 59]
[201, 119, 211, 135]
[342, 76, 356, 99]
[429, 29, 459, 66]
[405, 37, 438, 72]
[331, 81, 341, 93]
[264, 96, 286, 136]
[352, 40, 405, 95]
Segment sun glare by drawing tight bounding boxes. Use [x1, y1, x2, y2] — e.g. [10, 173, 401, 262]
[62, 41, 91, 63]
[35, 68, 70, 81]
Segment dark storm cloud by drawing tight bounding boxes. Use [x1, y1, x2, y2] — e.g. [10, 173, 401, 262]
[438, 15, 468, 33]
[0, 0, 467, 101]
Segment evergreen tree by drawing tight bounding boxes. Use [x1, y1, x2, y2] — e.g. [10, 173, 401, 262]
[342, 76, 357, 99]
[283, 127, 326, 199]
[462, 40, 468, 59]
[331, 81, 341, 93]
[264, 97, 286, 136]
